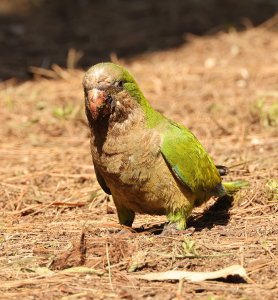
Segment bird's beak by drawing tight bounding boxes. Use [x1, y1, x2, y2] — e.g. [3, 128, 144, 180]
[87, 88, 106, 119]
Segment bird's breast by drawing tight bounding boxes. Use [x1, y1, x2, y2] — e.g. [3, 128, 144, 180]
[91, 127, 161, 183]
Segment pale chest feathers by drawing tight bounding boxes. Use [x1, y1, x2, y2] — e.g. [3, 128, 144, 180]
[90, 114, 162, 186]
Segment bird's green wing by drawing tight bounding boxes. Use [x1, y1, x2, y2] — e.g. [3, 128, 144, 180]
[160, 121, 221, 203]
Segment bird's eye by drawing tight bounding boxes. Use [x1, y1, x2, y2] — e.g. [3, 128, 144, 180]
[115, 80, 124, 88]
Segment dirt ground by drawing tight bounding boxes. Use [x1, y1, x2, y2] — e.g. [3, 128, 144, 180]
[1, 2, 278, 300]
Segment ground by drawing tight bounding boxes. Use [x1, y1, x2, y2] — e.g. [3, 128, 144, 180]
[0, 3, 278, 300]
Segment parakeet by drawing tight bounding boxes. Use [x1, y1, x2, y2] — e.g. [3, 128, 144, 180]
[83, 62, 247, 231]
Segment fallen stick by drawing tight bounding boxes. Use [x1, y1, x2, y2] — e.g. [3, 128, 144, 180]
[133, 264, 247, 282]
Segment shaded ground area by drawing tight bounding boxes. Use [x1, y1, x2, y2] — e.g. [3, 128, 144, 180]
[1, 22, 278, 299]
[0, 0, 278, 79]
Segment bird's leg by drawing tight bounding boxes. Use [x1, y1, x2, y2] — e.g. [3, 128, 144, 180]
[114, 201, 135, 227]
[163, 207, 193, 235]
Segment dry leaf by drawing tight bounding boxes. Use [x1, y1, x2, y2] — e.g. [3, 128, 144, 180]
[31, 267, 55, 276]
[133, 264, 247, 282]
[61, 266, 104, 276]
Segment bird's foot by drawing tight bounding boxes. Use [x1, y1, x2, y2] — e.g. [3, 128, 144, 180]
[116, 226, 135, 236]
[161, 223, 195, 236]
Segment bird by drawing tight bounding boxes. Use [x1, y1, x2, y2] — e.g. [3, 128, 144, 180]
[83, 62, 247, 232]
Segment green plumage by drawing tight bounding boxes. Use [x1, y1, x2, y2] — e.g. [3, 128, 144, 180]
[83, 62, 247, 231]
[161, 121, 222, 205]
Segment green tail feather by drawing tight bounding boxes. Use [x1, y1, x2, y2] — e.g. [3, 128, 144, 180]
[222, 180, 249, 196]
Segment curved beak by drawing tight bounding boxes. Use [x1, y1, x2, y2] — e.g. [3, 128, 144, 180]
[87, 88, 106, 119]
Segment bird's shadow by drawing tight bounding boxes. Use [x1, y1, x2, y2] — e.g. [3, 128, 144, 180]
[188, 195, 233, 232]
[136, 195, 233, 235]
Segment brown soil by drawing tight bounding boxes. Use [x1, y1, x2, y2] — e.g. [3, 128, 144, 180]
[0, 2, 278, 300]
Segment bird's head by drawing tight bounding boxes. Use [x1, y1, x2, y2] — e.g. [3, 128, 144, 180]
[83, 62, 143, 121]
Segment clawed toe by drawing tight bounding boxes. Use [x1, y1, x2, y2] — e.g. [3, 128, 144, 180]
[161, 223, 195, 236]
